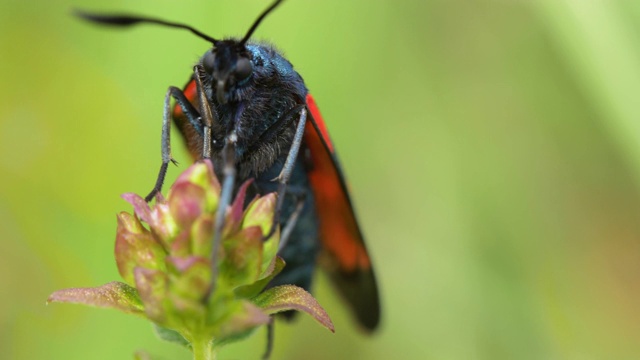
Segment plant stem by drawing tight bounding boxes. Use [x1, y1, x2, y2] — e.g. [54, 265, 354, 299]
[191, 338, 216, 360]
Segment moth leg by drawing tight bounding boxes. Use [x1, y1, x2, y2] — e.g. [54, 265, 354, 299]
[144, 89, 179, 202]
[204, 131, 237, 302]
[262, 317, 275, 360]
[263, 107, 307, 240]
[170, 85, 204, 136]
[145, 65, 219, 202]
[193, 65, 218, 159]
[278, 195, 306, 253]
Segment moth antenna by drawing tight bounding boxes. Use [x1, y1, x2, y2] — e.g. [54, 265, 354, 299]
[239, 0, 285, 46]
[74, 10, 219, 45]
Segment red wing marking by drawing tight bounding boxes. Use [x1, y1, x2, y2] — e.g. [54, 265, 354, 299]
[173, 79, 197, 118]
[304, 94, 371, 273]
[305, 95, 334, 153]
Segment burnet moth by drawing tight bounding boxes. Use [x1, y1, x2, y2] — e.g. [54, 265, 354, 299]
[77, 0, 380, 350]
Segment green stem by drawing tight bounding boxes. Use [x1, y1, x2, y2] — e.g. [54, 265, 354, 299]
[191, 337, 216, 360]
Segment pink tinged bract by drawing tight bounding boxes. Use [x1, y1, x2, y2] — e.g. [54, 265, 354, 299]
[252, 285, 335, 333]
[47, 281, 144, 315]
[115, 212, 167, 285]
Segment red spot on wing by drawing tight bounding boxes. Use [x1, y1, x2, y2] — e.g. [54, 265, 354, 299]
[173, 79, 197, 118]
[304, 94, 370, 273]
[305, 94, 334, 153]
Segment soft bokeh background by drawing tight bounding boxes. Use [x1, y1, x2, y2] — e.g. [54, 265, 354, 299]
[2, 0, 640, 359]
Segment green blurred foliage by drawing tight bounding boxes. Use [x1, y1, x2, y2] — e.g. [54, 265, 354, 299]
[2, 0, 640, 359]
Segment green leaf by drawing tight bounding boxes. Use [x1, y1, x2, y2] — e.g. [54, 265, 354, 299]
[242, 193, 277, 238]
[212, 328, 256, 348]
[216, 301, 270, 341]
[220, 227, 263, 287]
[115, 212, 166, 285]
[259, 234, 279, 277]
[166, 256, 211, 301]
[134, 267, 169, 324]
[234, 257, 286, 299]
[242, 193, 279, 273]
[204, 288, 237, 326]
[168, 229, 191, 257]
[190, 215, 214, 258]
[153, 324, 190, 348]
[225, 179, 253, 234]
[252, 285, 335, 332]
[47, 281, 144, 316]
[149, 200, 179, 248]
[171, 160, 220, 213]
[168, 182, 207, 229]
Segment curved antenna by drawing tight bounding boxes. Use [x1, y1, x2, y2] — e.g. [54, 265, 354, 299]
[239, 0, 285, 46]
[75, 10, 218, 45]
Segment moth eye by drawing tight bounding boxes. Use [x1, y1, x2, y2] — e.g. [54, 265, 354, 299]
[235, 57, 253, 80]
[202, 51, 215, 73]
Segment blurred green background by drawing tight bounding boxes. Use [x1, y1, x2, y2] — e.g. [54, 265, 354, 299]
[2, 0, 640, 359]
